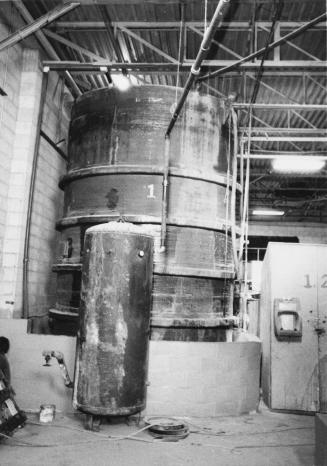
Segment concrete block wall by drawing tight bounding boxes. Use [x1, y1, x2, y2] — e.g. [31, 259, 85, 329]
[1, 319, 261, 417]
[0, 39, 69, 319]
[0, 19, 23, 314]
[2, 49, 43, 317]
[27, 73, 69, 317]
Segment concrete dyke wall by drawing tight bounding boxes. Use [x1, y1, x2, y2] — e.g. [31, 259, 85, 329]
[147, 339, 261, 417]
[1, 319, 261, 417]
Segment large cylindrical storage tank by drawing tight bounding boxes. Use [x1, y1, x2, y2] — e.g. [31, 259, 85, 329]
[73, 222, 154, 415]
[50, 85, 240, 339]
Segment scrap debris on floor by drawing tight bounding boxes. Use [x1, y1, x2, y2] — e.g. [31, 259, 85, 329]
[0, 404, 314, 466]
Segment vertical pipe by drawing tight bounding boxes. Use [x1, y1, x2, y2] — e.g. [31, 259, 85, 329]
[22, 71, 49, 319]
[160, 135, 171, 251]
[230, 109, 239, 275]
[240, 139, 244, 222]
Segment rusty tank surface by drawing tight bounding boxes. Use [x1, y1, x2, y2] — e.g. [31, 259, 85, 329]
[50, 85, 240, 340]
[73, 222, 154, 416]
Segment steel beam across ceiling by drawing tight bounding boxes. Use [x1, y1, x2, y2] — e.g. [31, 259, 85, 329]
[42, 60, 327, 73]
[48, 20, 326, 70]
[52, 21, 327, 30]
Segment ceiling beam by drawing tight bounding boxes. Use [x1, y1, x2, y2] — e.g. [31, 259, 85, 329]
[239, 128, 327, 134]
[0, 2, 80, 53]
[234, 103, 327, 110]
[118, 25, 178, 63]
[249, 171, 327, 179]
[199, 12, 327, 81]
[242, 136, 327, 142]
[258, 23, 322, 62]
[44, 29, 106, 61]
[241, 154, 327, 159]
[42, 60, 327, 73]
[52, 21, 327, 30]
[14, 1, 82, 96]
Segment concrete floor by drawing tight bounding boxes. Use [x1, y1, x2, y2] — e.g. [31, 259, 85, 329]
[0, 404, 315, 466]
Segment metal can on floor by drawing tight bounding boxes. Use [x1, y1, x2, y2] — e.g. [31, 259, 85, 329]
[39, 404, 56, 423]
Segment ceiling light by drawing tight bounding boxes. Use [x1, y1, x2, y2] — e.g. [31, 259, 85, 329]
[111, 74, 131, 91]
[252, 210, 285, 216]
[272, 156, 325, 172]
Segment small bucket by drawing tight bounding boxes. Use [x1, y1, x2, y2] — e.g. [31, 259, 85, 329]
[39, 404, 56, 423]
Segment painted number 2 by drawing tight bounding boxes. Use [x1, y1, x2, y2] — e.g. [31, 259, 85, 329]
[304, 274, 327, 288]
[321, 274, 327, 288]
[147, 184, 156, 199]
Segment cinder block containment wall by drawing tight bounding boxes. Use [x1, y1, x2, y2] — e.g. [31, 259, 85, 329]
[0, 27, 69, 320]
[1, 319, 261, 417]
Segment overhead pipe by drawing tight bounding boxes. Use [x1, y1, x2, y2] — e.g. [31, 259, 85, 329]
[0, 2, 80, 53]
[22, 71, 49, 319]
[165, 0, 231, 138]
[198, 11, 327, 81]
[160, 0, 231, 251]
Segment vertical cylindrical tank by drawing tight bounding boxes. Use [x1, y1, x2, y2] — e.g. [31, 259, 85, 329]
[50, 85, 240, 339]
[73, 222, 154, 415]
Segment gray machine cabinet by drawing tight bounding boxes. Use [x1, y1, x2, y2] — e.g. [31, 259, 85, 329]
[260, 243, 327, 412]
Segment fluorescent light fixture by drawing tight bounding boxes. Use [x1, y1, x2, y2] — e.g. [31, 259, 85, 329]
[252, 210, 285, 216]
[111, 74, 131, 91]
[272, 156, 325, 172]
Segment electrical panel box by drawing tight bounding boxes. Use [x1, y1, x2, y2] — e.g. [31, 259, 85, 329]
[260, 243, 327, 413]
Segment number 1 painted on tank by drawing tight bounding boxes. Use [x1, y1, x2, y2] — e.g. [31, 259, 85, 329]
[147, 184, 156, 199]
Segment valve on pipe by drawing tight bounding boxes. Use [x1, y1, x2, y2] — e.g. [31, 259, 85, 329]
[42, 350, 73, 388]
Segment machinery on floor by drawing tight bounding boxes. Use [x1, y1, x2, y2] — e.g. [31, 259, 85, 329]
[44, 221, 154, 429]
